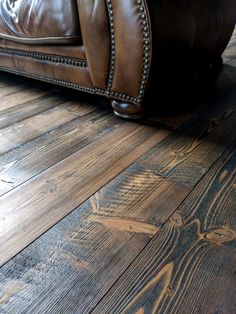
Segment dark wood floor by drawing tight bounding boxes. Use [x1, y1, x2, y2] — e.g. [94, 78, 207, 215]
[0, 29, 235, 313]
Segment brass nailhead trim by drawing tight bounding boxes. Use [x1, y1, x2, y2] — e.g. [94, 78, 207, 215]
[0, 66, 141, 105]
[106, 0, 115, 92]
[0, 1, 152, 106]
[0, 48, 87, 67]
[105, 0, 151, 104]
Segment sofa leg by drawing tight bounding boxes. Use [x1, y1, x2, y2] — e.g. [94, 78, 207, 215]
[111, 100, 144, 120]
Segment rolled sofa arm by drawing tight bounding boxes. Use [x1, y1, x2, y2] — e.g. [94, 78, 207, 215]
[105, 0, 152, 105]
[147, 0, 236, 64]
[78, 0, 236, 118]
[77, 0, 152, 107]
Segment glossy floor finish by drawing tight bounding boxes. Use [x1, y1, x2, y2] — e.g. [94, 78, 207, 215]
[0, 29, 235, 313]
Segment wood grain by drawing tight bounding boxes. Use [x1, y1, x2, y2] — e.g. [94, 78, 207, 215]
[138, 84, 236, 187]
[0, 88, 50, 113]
[0, 25, 235, 314]
[93, 142, 236, 314]
[0, 111, 124, 196]
[0, 161, 189, 314]
[0, 106, 80, 155]
[0, 122, 168, 267]
[0, 95, 66, 129]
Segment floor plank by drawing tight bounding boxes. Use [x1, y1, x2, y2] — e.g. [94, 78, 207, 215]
[0, 171, 188, 313]
[0, 111, 123, 196]
[0, 123, 168, 267]
[0, 106, 80, 155]
[0, 25, 235, 314]
[0, 88, 50, 113]
[138, 83, 236, 187]
[0, 95, 66, 129]
[93, 142, 236, 314]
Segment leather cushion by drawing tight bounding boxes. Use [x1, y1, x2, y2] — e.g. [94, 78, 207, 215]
[0, 0, 80, 44]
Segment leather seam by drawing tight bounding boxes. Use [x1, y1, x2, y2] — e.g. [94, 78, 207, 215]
[0, 33, 80, 44]
[0, 48, 87, 67]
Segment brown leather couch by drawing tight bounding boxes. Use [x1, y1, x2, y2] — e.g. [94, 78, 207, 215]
[0, 0, 236, 118]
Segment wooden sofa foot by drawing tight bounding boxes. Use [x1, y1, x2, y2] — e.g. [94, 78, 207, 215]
[111, 100, 144, 120]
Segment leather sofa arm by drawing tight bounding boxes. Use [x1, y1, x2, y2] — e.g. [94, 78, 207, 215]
[77, 0, 236, 117]
[77, 0, 152, 106]
[77, 0, 111, 90]
[146, 0, 236, 63]
[105, 0, 152, 105]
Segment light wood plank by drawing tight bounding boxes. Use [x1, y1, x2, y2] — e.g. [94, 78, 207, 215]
[0, 95, 67, 129]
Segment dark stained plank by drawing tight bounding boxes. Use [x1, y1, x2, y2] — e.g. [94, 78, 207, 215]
[92, 142, 236, 314]
[0, 123, 169, 267]
[1, 85, 236, 312]
[0, 88, 50, 112]
[57, 98, 99, 117]
[0, 25, 234, 314]
[0, 95, 66, 129]
[0, 111, 124, 196]
[0, 165, 189, 314]
[0, 106, 80, 155]
[137, 84, 236, 187]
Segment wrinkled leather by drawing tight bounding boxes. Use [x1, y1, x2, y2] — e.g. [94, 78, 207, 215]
[0, 39, 86, 60]
[0, 0, 80, 44]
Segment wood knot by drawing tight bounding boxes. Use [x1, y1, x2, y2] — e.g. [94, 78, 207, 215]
[171, 212, 183, 226]
[205, 228, 235, 244]
[166, 286, 173, 295]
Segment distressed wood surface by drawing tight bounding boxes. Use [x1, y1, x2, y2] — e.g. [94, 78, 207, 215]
[93, 142, 236, 314]
[0, 110, 124, 196]
[0, 27, 235, 314]
[0, 121, 168, 267]
[0, 166, 189, 313]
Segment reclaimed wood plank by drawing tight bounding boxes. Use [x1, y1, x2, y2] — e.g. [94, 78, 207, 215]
[0, 166, 189, 314]
[137, 83, 236, 187]
[1, 86, 236, 312]
[0, 95, 67, 129]
[0, 89, 50, 113]
[56, 99, 100, 117]
[0, 123, 169, 267]
[0, 111, 124, 196]
[0, 83, 26, 98]
[93, 142, 236, 314]
[0, 106, 80, 155]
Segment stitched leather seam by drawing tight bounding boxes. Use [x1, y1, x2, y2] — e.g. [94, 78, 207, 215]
[0, 48, 87, 67]
[0, 33, 80, 45]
